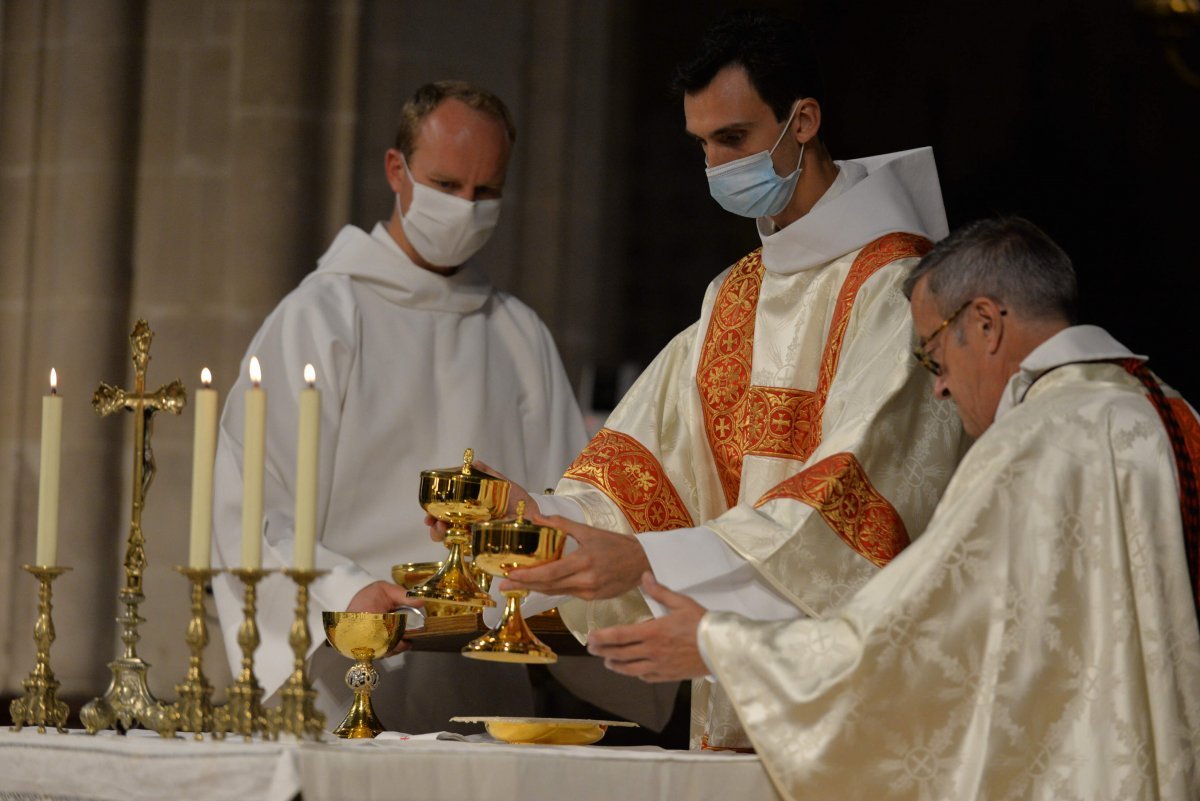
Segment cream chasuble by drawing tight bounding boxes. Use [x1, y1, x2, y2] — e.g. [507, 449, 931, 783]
[211, 224, 667, 734]
[700, 330, 1200, 799]
[548, 149, 968, 748]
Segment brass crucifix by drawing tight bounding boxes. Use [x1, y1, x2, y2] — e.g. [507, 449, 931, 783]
[81, 318, 186, 736]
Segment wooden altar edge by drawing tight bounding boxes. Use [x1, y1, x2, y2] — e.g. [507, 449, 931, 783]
[402, 611, 589, 656]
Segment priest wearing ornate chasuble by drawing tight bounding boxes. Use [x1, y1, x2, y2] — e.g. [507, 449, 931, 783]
[500, 11, 968, 749]
[588, 217, 1200, 799]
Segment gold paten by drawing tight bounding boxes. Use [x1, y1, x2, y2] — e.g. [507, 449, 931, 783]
[82, 319, 185, 737]
[462, 501, 565, 664]
[322, 611, 406, 738]
[408, 448, 509, 609]
[450, 715, 638, 745]
[213, 568, 277, 741]
[170, 567, 219, 738]
[9, 565, 71, 733]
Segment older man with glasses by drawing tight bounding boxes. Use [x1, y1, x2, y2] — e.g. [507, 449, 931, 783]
[586, 216, 1200, 799]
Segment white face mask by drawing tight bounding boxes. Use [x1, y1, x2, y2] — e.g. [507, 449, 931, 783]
[398, 155, 502, 267]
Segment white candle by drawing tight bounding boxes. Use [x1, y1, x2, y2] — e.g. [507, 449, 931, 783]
[35, 369, 62, 567]
[294, 364, 320, 571]
[241, 357, 266, 569]
[188, 368, 218, 569]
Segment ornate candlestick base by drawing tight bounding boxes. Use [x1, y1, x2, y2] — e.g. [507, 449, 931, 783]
[80, 586, 178, 737]
[214, 568, 276, 741]
[10, 566, 71, 733]
[171, 567, 219, 739]
[269, 568, 327, 741]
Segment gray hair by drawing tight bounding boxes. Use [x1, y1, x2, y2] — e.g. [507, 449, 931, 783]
[903, 216, 1078, 324]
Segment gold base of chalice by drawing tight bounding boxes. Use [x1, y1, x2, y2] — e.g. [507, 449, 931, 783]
[462, 502, 565, 664]
[408, 449, 509, 610]
[322, 611, 406, 739]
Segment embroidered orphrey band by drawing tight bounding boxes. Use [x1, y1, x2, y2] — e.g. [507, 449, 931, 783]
[1121, 358, 1200, 622]
[697, 233, 933, 508]
[563, 428, 693, 533]
[756, 451, 910, 568]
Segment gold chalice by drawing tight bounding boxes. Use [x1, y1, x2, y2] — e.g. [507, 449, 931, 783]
[462, 501, 565, 663]
[408, 448, 509, 609]
[321, 611, 406, 738]
[390, 561, 467, 618]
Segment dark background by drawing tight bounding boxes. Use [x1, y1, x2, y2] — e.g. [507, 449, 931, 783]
[613, 0, 1200, 402]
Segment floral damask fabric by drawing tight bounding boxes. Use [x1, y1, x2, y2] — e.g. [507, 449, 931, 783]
[556, 235, 966, 748]
[702, 361, 1200, 799]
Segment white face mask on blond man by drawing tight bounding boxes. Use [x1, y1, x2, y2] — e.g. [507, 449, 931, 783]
[398, 154, 502, 267]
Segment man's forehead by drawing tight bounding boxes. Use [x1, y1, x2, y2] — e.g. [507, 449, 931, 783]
[683, 64, 773, 134]
[415, 99, 506, 149]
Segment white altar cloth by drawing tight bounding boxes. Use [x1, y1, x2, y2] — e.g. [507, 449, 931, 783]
[0, 728, 779, 801]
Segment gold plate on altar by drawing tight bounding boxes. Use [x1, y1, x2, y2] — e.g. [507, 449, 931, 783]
[450, 716, 638, 745]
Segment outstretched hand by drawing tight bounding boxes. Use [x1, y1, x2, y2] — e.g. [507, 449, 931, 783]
[502, 515, 651, 600]
[345, 580, 424, 656]
[586, 573, 709, 682]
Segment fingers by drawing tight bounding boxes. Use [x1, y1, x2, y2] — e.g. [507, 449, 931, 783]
[471, 458, 508, 481]
[587, 623, 647, 650]
[640, 571, 681, 608]
[530, 513, 582, 539]
[506, 557, 573, 584]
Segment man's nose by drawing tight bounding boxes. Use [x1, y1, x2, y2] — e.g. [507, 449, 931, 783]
[933, 375, 951, 400]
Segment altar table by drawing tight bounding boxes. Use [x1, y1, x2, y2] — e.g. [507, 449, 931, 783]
[0, 728, 781, 801]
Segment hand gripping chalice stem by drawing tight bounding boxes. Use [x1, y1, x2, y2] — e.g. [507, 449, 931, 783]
[408, 448, 509, 610]
[462, 501, 566, 663]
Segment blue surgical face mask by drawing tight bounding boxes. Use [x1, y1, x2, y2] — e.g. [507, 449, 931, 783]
[704, 103, 804, 218]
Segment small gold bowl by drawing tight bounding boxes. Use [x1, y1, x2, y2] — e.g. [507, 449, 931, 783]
[450, 716, 638, 745]
[391, 561, 442, 590]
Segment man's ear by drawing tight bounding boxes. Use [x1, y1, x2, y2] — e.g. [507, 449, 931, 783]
[795, 97, 821, 145]
[973, 297, 1006, 355]
[384, 148, 407, 195]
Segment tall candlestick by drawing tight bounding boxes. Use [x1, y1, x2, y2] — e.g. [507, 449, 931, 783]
[294, 364, 320, 571]
[189, 368, 219, 569]
[36, 369, 63, 567]
[241, 357, 266, 569]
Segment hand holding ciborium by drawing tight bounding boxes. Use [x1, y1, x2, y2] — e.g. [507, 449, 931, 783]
[321, 611, 406, 738]
[462, 501, 566, 663]
[408, 448, 509, 610]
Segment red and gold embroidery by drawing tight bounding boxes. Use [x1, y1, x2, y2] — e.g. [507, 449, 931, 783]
[755, 452, 909, 568]
[563, 428, 693, 533]
[696, 233, 933, 508]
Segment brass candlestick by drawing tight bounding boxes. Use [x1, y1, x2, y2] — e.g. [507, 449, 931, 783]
[82, 319, 186, 736]
[269, 568, 327, 741]
[171, 567, 219, 738]
[213, 568, 276, 741]
[10, 565, 71, 733]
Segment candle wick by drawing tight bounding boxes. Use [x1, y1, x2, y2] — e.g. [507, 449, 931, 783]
[50, 387, 57, 396]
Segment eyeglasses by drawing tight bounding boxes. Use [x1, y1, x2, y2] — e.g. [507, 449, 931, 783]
[912, 300, 972, 376]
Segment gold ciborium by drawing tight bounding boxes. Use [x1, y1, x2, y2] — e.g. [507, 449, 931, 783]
[321, 611, 406, 738]
[462, 501, 565, 663]
[408, 448, 509, 610]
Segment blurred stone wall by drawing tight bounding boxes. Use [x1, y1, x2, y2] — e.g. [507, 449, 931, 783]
[0, 0, 628, 709]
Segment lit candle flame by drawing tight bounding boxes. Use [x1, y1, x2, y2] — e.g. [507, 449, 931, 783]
[49, 368, 58, 395]
[249, 357, 262, 386]
[304, 363, 316, 387]
[201, 367, 212, 387]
